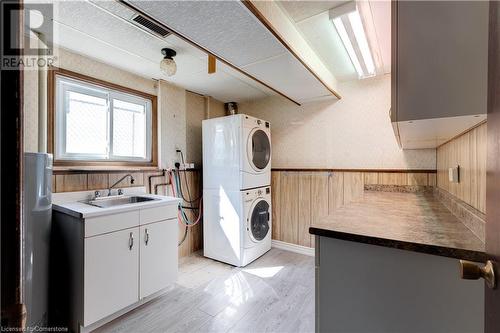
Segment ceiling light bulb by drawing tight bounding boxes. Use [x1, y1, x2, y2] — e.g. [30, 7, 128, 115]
[160, 58, 177, 76]
[160, 48, 177, 77]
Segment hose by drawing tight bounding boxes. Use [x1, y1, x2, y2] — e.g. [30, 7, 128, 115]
[169, 171, 202, 227]
[174, 150, 202, 203]
[169, 167, 203, 247]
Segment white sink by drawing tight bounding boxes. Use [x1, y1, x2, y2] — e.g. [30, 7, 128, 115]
[86, 195, 159, 208]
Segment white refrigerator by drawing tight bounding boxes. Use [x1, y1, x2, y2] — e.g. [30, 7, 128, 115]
[23, 152, 52, 327]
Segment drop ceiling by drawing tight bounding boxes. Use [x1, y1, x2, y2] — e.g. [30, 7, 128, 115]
[126, 0, 336, 103]
[46, 0, 389, 103]
[46, 0, 276, 103]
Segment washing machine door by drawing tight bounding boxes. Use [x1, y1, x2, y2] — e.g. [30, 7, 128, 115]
[247, 128, 271, 171]
[249, 199, 270, 242]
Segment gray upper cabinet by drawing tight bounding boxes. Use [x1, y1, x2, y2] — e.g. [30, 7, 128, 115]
[392, 1, 488, 149]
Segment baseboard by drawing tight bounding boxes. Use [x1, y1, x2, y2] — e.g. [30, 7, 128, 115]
[271, 240, 315, 256]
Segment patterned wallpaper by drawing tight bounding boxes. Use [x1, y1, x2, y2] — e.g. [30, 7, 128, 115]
[24, 69, 39, 152]
[186, 92, 206, 166]
[159, 80, 187, 168]
[53, 47, 157, 95]
[239, 74, 437, 170]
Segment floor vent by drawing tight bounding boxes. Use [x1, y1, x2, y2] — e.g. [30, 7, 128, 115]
[132, 14, 171, 38]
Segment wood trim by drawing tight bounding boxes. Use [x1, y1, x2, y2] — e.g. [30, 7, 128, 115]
[241, 0, 342, 100]
[117, 0, 301, 106]
[47, 67, 158, 168]
[52, 167, 200, 175]
[271, 168, 437, 173]
[47, 66, 54, 155]
[47, 67, 156, 100]
[208, 55, 216, 74]
[437, 119, 487, 148]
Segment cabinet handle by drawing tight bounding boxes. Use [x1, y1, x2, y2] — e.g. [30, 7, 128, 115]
[144, 228, 149, 246]
[129, 232, 134, 250]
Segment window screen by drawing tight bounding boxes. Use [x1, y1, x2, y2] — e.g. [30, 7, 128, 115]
[55, 76, 152, 162]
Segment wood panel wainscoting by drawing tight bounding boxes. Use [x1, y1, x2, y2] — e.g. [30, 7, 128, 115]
[52, 168, 437, 256]
[52, 169, 202, 258]
[437, 122, 487, 213]
[271, 169, 436, 249]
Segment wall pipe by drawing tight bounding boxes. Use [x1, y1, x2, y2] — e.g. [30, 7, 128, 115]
[148, 169, 166, 193]
[154, 182, 169, 195]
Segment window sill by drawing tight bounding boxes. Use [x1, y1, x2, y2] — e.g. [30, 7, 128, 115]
[53, 165, 161, 174]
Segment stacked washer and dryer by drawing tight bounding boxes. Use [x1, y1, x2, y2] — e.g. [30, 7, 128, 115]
[202, 114, 272, 266]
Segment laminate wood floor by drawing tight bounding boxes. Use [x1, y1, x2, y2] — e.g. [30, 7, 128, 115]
[94, 249, 314, 333]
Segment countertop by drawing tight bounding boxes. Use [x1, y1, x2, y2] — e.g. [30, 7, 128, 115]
[309, 191, 486, 262]
[53, 193, 181, 219]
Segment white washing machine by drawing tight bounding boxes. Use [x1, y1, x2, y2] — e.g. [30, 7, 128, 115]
[203, 186, 272, 267]
[202, 114, 271, 191]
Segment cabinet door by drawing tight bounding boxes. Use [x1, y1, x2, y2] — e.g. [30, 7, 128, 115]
[140, 219, 178, 298]
[84, 227, 139, 326]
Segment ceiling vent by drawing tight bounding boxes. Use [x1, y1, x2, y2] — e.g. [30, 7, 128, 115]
[131, 14, 171, 38]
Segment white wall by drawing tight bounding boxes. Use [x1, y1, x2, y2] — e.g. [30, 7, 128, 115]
[239, 74, 436, 170]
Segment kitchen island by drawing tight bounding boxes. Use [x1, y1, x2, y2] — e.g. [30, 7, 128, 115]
[310, 190, 485, 333]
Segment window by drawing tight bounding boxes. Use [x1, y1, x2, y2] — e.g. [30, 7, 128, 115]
[50, 70, 156, 165]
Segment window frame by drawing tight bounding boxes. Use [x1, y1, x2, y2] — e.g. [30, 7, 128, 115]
[48, 67, 158, 167]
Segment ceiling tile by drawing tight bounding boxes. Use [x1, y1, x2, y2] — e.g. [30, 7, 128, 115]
[242, 53, 331, 102]
[278, 0, 349, 22]
[129, 0, 287, 67]
[177, 70, 269, 103]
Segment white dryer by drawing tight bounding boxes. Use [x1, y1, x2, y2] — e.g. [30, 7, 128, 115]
[202, 114, 271, 191]
[203, 186, 272, 267]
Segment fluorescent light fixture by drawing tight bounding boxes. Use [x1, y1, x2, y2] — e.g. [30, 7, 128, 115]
[330, 2, 376, 79]
[332, 17, 363, 77]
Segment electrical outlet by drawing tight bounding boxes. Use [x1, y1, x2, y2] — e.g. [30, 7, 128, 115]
[179, 163, 195, 170]
[448, 165, 460, 183]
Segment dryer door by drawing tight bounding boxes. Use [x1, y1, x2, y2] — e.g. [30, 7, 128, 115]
[248, 128, 271, 171]
[249, 199, 270, 242]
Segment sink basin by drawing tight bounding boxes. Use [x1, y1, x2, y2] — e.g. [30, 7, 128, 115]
[87, 196, 159, 208]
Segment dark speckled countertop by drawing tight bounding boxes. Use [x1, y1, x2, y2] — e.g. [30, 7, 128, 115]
[309, 191, 486, 262]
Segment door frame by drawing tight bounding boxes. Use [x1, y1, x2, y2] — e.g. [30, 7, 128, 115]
[0, 0, 25, 328]
[485, 2, 500, 332]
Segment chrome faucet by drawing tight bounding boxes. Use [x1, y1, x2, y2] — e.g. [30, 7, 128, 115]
[108, 174, 135, 196]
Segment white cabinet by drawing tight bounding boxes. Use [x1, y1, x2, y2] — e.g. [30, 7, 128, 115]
[84, 227, 139, 326]
[52, 200, 180, 332]
[139, 220, 178, 298]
